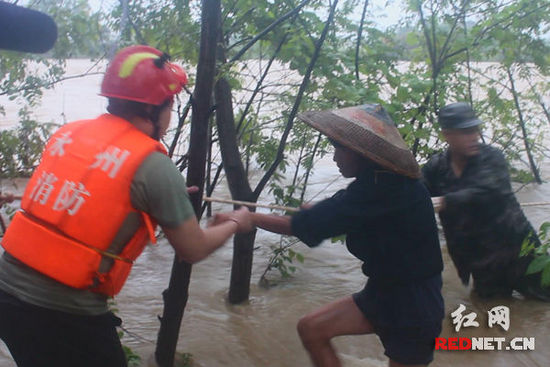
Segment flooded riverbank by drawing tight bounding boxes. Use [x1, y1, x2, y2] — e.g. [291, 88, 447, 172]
[1, 59, 549, 366]
[1, 169, 549, 366]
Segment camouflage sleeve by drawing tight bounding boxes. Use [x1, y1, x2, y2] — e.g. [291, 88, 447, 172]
[444, 147, 512, 211]
[420, 154, 443, 196]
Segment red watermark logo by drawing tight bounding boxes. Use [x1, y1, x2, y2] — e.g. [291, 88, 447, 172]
[435, 336, 535, 351]
[436, 304, 536, 352]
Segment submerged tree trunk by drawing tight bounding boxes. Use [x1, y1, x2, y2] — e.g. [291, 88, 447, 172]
[506, 66, 542, 184]
[213, 0, 338, 304]
[214, 39, 257, 303]
[214, 74, 257, 302]
[155, 1, 220, 365]
[214, 82, 258, 303]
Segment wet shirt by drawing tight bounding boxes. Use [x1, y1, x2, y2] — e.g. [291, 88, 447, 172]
[421, 144, 534, 285]
[291, 168, 444, 326]
[291, 168, 443, 285]
[0, 152, 195, 315]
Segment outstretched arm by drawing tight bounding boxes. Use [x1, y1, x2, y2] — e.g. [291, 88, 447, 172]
[164, 206, 253, 263]
[212, 211, 293, 236]
[251, 212, 293, 235]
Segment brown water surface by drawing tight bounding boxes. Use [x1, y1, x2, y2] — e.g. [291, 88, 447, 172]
[1, 60, 549, 367]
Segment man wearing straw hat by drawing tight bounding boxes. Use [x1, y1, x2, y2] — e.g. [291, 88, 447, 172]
[216, 104, 444, 366]
[422, 102, 549, 300]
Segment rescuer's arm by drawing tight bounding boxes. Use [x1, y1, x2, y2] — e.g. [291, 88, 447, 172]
[163, 206, 253, 263]
[212, 211, 293, 236]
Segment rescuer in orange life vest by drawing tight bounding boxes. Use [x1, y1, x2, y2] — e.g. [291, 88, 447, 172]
[0, 45, 253, 367]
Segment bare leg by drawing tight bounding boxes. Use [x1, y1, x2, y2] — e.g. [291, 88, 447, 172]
[296, 296, 375, 367]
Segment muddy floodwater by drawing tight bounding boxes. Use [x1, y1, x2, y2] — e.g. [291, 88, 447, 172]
[1, 170, 548, 367]
[1, 60, 549, 366]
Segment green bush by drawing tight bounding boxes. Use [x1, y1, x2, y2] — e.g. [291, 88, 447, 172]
[0, 111, 56, 178]
[521, 222, 550, 287]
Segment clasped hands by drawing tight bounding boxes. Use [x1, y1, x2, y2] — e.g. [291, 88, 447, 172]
[186, 186, 255, 233]
[210, 206, 255, 233]
[0, 192, 15, 208]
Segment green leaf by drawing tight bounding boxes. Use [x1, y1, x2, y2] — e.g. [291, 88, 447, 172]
[526, 256, 550, 275]
[541, 264, 550, 288]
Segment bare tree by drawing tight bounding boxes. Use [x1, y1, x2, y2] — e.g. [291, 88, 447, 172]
[155, 1, 220, 365]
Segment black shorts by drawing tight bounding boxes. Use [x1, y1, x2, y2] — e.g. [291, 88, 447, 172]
[371, 320, 441, 365]
[0, 289, 127, 367]
[352, 275, 444, 365]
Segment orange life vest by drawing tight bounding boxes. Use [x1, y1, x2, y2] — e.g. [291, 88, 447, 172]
[2, 114, 167, 296]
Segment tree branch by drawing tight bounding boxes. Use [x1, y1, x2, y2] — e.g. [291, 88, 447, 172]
[253, 0, 339, 198]
[355, 0, 369, 81]
[229, 0, 311, 63]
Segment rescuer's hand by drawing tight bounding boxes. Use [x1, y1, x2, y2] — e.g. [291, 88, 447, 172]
[211, 207, 254, 233]
[0, 192, 15, 207]
[431, 196, 445, 213]
[186, 185, 199, 195]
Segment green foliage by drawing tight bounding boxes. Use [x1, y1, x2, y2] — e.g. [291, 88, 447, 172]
[0, 1, 548, 359]
[110, 0, 201, 62]
[0, 0, 107, 109]
[521, 222, 550, 287]
[174, 352, 194, 367]
[0, 1, 109, 180]
[108, 300, 142, 367]
[330, 234, 346, 244]
[0, 202, 18, 237]
[117, 332, 142, 367]
[0, 111, 56, 178]
[38, 0, 105, 58]
[394, 0, 550, 176]
[260, 237, 305, 286]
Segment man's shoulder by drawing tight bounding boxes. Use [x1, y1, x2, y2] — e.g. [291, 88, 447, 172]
[141, 150, 172, 165]
[427, 150, 447, 163]
[132, 151, 183, 193]
[423, 150, 448, 172]
[478, 144, 506, 163]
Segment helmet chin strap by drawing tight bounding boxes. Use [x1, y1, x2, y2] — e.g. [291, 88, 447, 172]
[148, 103, 164, 141]
[149, 96, 174, 141]
[151, 121, 161, 141]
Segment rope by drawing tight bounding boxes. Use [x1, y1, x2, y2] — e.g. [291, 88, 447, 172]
[306, 175, 342, 202]
[520, 201, 550, 207]
[7, 195, 550, 211]
[202, 196, 298, 212]
[118, 325, 155, 345]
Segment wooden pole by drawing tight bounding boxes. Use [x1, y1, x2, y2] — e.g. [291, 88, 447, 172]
[202, 196, 298, 212]
[6, 195, 550, 211]
[203, 196, 550, 214]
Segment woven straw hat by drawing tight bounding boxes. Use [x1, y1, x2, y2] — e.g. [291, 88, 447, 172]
[297, 104, 420, 178]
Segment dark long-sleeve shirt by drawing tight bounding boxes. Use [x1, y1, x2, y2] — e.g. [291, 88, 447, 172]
[291, 168, 443, 285]
[421, 144, 536, 286]
[290, 168, 444, 326]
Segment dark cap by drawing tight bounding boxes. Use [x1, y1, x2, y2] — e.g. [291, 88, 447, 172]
[438, 102, 483, 129]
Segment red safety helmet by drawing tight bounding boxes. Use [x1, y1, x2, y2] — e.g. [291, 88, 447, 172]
[100, 45, 188, 106]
